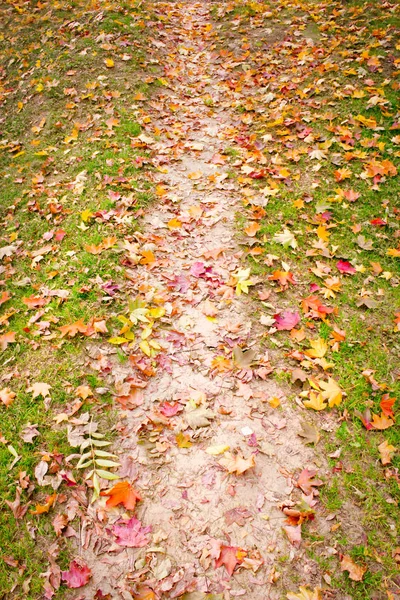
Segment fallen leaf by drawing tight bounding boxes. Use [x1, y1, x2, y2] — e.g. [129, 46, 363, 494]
[31, 493, 57, 515]
[214, 544, 246, 577]
[27, 382, 51, 399]
[61, 559, 92, 588]
[318, 377, 343, 407]
[378, 440, 397, 465]
[287, 587, 322, 600]
[233, 346, 257, 367]
[283, 524, 302, 548]
[219, 452, 255, 475]
[303, 392, 327, 411]
[297, 469, 323, 495]
[112, 516, 151, 547]
[0, 388, 16, 407]
[340, 554, 367, 581]
[298, 422, 320, 445]
[101, 481, 141, 510]
[274, 311, 300, 331]
[370, 413, 394, 430]
[304, 338, 328, 359]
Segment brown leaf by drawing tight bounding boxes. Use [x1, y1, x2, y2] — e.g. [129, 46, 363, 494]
[340, 554, 367, 581]
[0, 387, 16, 407]
[378, 440, 397, 465]
[219, 452, 255, 475]
[296, 469, 323, 495]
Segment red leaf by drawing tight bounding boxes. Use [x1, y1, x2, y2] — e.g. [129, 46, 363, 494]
[61, 559, 91, 588]
[336, 260, 356, 274]
[380, 394, 395, 417]
[112, 517, 151, 547]
[214, 545, 246, 576]
[274, 311, 300, 331]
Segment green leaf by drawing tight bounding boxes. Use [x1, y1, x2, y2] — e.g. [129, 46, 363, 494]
[96, 469, 119, 481]
[91, 440, 111, 447]
[94, 450, 117, 458]
[94, 459, 120, 468]
[77, 459, 93, 469]
[91, 432, 105, 439]
[79, 440, 91, 452]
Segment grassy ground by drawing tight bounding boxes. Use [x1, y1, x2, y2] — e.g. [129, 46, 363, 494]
[0, 1, 158, 596]
[212, 0, 400, 597]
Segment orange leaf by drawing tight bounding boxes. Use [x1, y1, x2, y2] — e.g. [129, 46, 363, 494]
[101, 481, 141, 510]
[0, 331, 16, 351]
[31, 493, 57, 515]
[244, 222, 261, 237]
[22, 296, 49, 309]
[0, 291, 11, 306]
[0, 387, 16, 407]
[370, 412, 394, 430]
[378, 440, 397, 465]
[59, 320, 88, 338]
[340, 554, 367, 581]
[380, 394, 395, 417]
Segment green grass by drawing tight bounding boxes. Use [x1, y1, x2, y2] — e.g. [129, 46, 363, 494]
[0, 0, 157, 596]
[215, 0, 400, 597]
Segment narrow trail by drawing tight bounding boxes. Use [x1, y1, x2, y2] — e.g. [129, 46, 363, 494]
[83, 3, 317, 598]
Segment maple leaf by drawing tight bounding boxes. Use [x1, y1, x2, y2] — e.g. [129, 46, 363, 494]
[0, 331, 16, 351]
[283, 524, 302, 548]
[0, 387, 16, 407]
[274, 310, 300, 330]
[273, 228, 298, 249]
[75, 385, 93, 400]
[0, 291, 11, 305]
[287, 587, 322, 600]
[378, 440, 397, 465]
[304, 338, 327, 358]
[318, 377, 343, 407]
[296, 469, 323, 495]
[59, 320, 88, 338]
[175, 432, 192, 448]
[52, 513, 68, 537]
[214, 544, 246, 576]
[101, 481, 141, 510]
[380, 394, 395, 417]
[27, 382, 51, 399]
[233, 268, 254, 295]
[22, 295, 48, 309]
[268, 270, 296, 289]
[336, 260, 356, 274]
[31, 493, 57, 515]
[61, 559, 92, 588]
[303, 392, 327, 411]
[112, 516, 151, 547]
[370, 412, 394, 430]
[340, 554, 367, 581]
[219, 452, 255, 475]
[298, 422, 320, 445]
[244, 221, 261, 237]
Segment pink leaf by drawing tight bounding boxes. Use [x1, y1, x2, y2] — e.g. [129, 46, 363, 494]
[274, 310, 300, 330]
[112, 516, 151, 547]
[61, 559, 91, 588]
[190, 261, 206, 277]
[159, 401, 182, 417]
[336, 260, 356, 274]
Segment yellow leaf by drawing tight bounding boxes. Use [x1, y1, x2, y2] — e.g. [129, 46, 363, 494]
[81, 209, 94, 222]
[105, 58, 114, 68]
[268, 396, 281, 408]
[318, 377, 343, 407]
[205, 444, 230, 455]
[176, 432, 192, 448]
[167, 218, 182, 229]
[303, 392, 327, 411]
[304, 338, 328, 359]
[139, 340, 151, 356]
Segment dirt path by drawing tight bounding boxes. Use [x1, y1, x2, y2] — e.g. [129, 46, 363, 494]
[81, 3, 319, 598]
